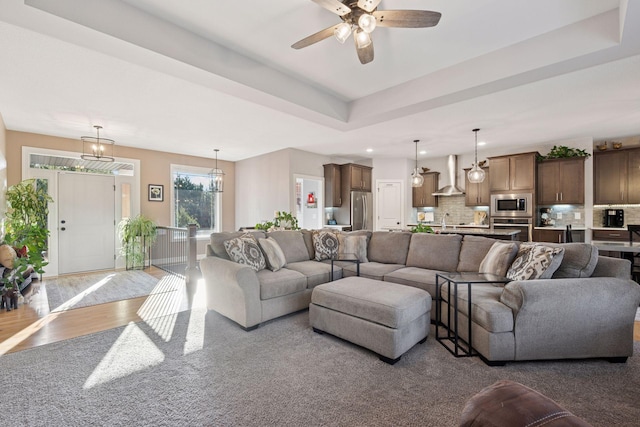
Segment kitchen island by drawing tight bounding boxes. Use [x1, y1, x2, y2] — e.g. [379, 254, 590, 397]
[435, 227, 521, 241]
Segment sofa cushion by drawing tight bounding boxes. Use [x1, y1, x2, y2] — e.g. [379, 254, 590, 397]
[383, 267, 444, 298]
[210, 231, 266, 260]
[406, 233, 462, 272]
[342, 262, 405, 281]
[457, 236, 502, 272]
[460, 380, 593, 427]
[267, 230, 311, 263]
[258, 237, 287, 272]
[337, 234, 369, 262]
[256, 268, 307, 300]
[300, 229, 316, 260]
[440, 282, 514, 333]
[367, 232, 412, 265]
[223, 234, 266, 271]
[506, 243, 565, 281]
[286, 260, 341, 288]
[541, 243, 599, 278]
[313, 230, 340, 261]
[479, 241, 519, 277]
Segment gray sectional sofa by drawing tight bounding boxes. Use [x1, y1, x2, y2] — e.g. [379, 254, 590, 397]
[200, 229, 640, 364]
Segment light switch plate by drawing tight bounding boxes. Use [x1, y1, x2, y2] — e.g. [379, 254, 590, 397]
[574, 212, 581, 220]
[556, 212, 563, 219]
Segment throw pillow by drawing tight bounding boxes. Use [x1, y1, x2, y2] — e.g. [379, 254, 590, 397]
[313, 230, 339, 261]
[506, 243, 565, 281]
[479, 241, 519, 277]
[0, 244, 17, 269]
[337, 234, 369, 262]
[223, 234, 266, 271]
[258, 237, 287, 272]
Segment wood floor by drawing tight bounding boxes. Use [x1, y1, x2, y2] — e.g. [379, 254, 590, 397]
[1, 267, 639, 355]
[0, 267, 197, 355]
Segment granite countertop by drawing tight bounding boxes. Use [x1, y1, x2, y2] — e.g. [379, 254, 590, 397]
[591, 227, 627, 231]
[435, 228, 521, 236]
[534, 226, 587, 230]
[409, 224, 490, 229]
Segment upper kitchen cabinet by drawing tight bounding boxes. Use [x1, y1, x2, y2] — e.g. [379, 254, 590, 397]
[537, 158, 585, 205]
[594, 147, 640, 204]
[488, 152, 537, 193]
[342, 164, 373, 192]
[323, 163, 342, 207]
[464, 167, 490, 206]
[412, 172, 439, 207]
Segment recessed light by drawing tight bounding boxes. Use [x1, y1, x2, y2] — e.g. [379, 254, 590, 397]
[419, 150, 427, 154]
[478, 141, 487, 146]
[366, 148, 373, 153]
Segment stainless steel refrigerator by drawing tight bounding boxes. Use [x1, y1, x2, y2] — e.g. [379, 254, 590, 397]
[335, 191, 373, 230]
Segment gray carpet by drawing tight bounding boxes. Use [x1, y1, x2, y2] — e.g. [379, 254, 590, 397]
[45, 270, 168, 312]
[2, 309, 639, 426]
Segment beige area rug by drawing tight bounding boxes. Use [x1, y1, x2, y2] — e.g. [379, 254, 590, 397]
[45, 270, 180, 312]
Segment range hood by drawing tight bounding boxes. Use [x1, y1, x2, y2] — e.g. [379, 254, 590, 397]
[432, 155, 465, 196]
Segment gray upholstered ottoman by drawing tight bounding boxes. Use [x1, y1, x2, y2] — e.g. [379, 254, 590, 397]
[309, 276, 431, 364]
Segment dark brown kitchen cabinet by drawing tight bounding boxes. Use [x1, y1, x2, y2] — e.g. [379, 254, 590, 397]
[323, 163, 342, 207]
[534, 228, 584, 243]
[537, 158, 585, 205]
[592, 229, 629, 242]
[342, 164, 372, 192]
[593, 148, 640, 204]
[464, 167, 490, 206]
[412, 172, 439, 207]
[488, 152, 537, 192]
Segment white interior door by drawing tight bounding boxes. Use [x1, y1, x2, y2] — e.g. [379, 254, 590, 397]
[376, 180, 404, 230]
[58, 173, 115, 274]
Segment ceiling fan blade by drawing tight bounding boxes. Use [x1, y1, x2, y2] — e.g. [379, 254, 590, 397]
[292, 24, 340, 49]
[355, 40, 374, 65]
[311, 0, 351, 16]
[373, 10, 442, 28]
[357, 0, 382, 13]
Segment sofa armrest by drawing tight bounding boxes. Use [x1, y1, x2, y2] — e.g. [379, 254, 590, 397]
[200, 256, 262, 329]
[500, 278, 640, 360]
[590, 255, 631, 279]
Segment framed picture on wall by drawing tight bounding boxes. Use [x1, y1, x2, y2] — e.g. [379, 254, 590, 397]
[148, 184, 163, 202]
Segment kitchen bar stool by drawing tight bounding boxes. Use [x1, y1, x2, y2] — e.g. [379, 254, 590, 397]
[627, 225, 640, 283]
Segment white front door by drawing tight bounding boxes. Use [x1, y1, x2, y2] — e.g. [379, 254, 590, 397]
[58, 173, 115, 274]
[376, 180, 404, 230]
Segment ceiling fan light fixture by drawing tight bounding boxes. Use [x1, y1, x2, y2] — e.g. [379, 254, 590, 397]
[354, 29, 371, 49]
[358, 13, 377, 33]
[467, 128, 486, 184]
[334, 22, 352, 44]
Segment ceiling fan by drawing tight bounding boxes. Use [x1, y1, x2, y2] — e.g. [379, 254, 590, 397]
[291, 0, 441, 65]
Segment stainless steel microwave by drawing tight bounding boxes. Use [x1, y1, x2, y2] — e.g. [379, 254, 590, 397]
[490, 193, 532, 218]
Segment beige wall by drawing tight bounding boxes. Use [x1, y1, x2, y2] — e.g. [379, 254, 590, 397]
[0, 114, 6, 218]
[5, 131, 235, 231]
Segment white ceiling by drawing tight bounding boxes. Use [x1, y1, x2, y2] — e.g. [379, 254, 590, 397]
[1, 0, 639, 162]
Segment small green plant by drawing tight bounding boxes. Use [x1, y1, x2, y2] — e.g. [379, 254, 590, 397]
[255, 211, 299, 231]
[118, 215, 157, 270]
[411, 224, 434, 233]
[538, 145, 591, 161]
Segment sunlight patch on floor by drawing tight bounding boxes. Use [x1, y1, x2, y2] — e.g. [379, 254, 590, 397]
[83, 322, 164, 389]
[51, 274, 115, 312]
[136, 275, 185, 341]
[183, 277, 207, 355]
[0, 312, 63, 355]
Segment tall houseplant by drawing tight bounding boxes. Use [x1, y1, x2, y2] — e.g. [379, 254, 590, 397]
[3, 179, 53, 282]
[118, 215, 157, 270]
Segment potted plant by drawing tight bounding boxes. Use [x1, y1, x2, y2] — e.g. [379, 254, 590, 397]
[118, 214, 157, 270]
[255, 211, 300, 231]
[2, 179, 53, 283]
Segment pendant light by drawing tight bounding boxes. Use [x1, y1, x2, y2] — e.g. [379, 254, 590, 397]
[81, 125, 115, 162]
[467, 128, 485, 183]
[209, 149, 224, 193]
[411, 139, 424, 187]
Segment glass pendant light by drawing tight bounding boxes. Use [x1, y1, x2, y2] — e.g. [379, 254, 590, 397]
[209, 149, 224, 193]
[467, 128, 485, 183]
[411, 139, 424, 187]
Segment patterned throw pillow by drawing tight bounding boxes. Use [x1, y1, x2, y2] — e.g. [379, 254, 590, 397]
[313, 230, 339, 261]
[337, 234, 369, 262]
[223, 234, 266, 271]
[258, 237, 287, 272]
[506, 243, 565, 281]
[479, 241, 519, 277]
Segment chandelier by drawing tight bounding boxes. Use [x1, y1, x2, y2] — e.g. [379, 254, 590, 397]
[209, 149, 224, 193]
[81, 125, 115, 162]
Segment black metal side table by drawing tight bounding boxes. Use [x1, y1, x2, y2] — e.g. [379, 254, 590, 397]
[330, 254, 360, 281]
[435, 272, 510, 357]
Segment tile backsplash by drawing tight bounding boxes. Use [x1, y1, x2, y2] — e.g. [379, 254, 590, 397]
[416, 195, 489, 226]
[593, 207, 640, 227]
